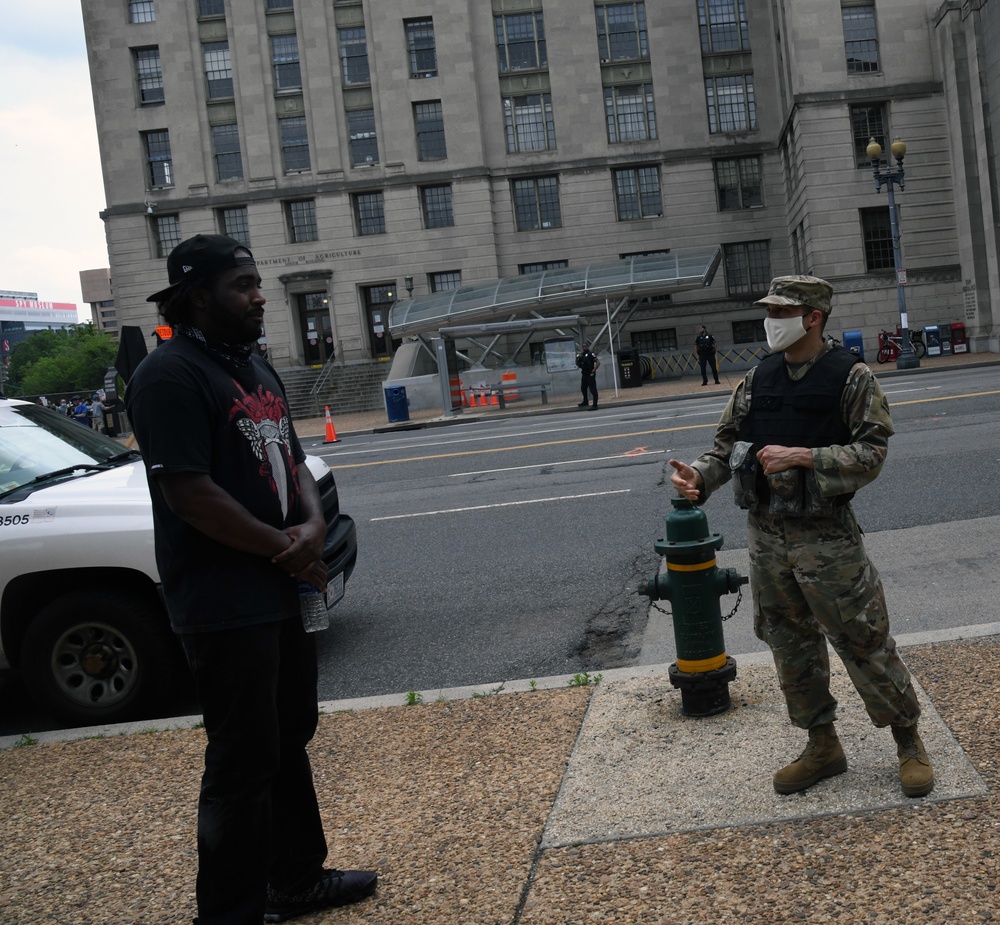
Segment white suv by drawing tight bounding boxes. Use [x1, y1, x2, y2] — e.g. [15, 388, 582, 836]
[0, 398, 357, 726]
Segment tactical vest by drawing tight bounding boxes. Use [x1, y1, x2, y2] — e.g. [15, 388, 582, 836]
[734, 346, 860, 514]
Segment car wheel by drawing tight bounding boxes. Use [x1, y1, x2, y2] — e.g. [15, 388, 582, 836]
[20, 589, 179, 726]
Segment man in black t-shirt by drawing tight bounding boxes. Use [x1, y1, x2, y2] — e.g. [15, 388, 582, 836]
[126, 235, 376, 925]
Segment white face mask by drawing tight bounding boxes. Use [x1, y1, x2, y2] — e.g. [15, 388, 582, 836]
[764, 314, 809, 352]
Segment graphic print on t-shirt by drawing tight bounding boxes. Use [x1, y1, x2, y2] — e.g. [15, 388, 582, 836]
[230, 380, 298, 519]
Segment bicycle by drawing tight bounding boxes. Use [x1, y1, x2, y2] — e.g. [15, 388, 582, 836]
[877, 328, 926, 363]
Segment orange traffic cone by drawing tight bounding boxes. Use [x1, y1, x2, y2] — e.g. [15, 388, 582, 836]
[490, 390, 499, 406]
[323, 405, 340, 444]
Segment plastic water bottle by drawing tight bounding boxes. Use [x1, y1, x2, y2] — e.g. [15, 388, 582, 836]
[298, 581, 330, 633]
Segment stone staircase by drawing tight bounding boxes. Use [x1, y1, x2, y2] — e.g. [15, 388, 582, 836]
[275, 359, 392, 420]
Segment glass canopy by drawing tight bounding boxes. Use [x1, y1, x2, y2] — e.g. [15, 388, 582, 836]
[388, 246, 722, 337]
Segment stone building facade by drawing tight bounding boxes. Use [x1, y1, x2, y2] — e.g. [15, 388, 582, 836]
[80, 0, 999, 369]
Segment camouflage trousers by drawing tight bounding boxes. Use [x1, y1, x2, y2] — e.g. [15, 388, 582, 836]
[748, 505, 921, 730]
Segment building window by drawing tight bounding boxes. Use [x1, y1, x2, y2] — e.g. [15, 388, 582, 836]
[339, 27, 370, 85]
[278, 115, 310, 172]
[861, 207, 893, 271]
[414, 101, 446, 160]
[519, 260, 568, 274]
[715, 156, 762, 210]
[630, 328, 677, 352]
[266, 0, 292, 9]
[495, 12, 547, 73]
[347, 109, 379, 166]
[353, 192, 386, 236]
[512, 176, 561, 231]
[134, 47, 163, 105]
[199, 0, 225, 16]
[732, 318, 766, 344]
[613, 166, 662, 221]
[697, 0, 750, 54]
[271, 34, 301, 91]
[152, 214, 180, 258]
[218, 206, 250, 247]
[604, 84, 657, 143]
[129, 1, 155, 23]
[211, 123, 243, 180]
[143, 130, 173, 187]
[843, 2, 879, 74]
[405, 18, 437, 78]
[503, 93, 556, 153]
[705, 74, 756, 133]
[596, 2, 648, 63]
[420, 184, 454, 228]
[851, 102, 887, 167]
[203, 41, 233, 99]
[724, 241, 770, 297]
[430, 271, 461, 292]
[285, 199, 317, 243]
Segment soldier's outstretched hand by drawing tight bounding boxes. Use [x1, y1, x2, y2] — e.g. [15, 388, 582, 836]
[668, 459, 703, 502]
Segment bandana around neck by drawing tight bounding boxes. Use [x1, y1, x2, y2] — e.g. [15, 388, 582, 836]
[175, 323, 254, 369]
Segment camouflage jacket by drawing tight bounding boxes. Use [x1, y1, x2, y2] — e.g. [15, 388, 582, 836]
[690, 343, 894, 504]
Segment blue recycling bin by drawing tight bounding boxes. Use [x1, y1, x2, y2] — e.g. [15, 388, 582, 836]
[384, 385, 409, 423]
[842, 330, 864, 361]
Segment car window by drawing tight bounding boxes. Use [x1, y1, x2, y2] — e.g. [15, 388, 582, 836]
[0, 402, 131, 493]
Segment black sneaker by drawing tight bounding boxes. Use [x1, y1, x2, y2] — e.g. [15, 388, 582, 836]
[264, 869, 378, 922]
[577, 401, 589, 408]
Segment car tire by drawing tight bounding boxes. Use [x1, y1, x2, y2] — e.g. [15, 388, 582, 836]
[20, 589, 179, 726]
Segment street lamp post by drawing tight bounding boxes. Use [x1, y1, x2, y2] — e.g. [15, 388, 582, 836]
[866, 137, 919, 369]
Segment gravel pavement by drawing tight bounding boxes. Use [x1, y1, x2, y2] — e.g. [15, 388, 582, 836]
[1, 635, 998, 924]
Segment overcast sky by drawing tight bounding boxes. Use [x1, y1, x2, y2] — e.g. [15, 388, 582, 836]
[1, 3, 108, 314]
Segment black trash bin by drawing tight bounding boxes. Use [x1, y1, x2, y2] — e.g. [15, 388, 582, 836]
[617, 347, 643, 389]
[384, 386, 409, 423]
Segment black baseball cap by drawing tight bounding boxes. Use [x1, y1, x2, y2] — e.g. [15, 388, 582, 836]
[146, 234, 257, 303]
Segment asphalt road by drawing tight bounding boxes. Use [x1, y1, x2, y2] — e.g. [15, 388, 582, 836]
[3, 364, 999, 733]
[304, 363, 1000, 701]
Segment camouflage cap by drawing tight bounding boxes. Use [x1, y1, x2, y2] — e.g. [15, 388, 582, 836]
[753, 275, 833, 314]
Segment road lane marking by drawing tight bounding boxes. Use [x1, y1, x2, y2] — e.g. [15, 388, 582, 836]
[448, 448, 664, 477]
[316, 409, 722, 459]
[370, 489, 631, 521]
[323, 388, 1000, 470]
[326, 424, 709, 469]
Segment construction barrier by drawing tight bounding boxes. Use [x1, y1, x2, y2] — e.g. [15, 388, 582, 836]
[500, 371, 520, 403]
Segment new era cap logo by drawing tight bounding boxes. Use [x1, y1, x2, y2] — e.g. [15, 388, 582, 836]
[182, 264, 193, 274]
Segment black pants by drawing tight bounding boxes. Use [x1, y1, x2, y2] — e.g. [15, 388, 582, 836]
[580, 373, 598, 405]
[699, 355, 719, 383]
[179, 618, 328, 925]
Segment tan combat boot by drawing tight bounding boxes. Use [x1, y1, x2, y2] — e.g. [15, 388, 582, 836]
[773, 723, 848, 794]
[891, 724, 935, 797]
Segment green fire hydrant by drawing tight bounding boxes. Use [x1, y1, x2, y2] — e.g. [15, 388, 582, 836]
[639, 497, 748, 716]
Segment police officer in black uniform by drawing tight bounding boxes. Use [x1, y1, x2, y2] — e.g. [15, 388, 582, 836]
[695, 325, 720, 385]
[577, 340, 600, 410]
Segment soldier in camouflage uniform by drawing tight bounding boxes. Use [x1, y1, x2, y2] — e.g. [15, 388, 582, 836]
[669, 275, 934, 798]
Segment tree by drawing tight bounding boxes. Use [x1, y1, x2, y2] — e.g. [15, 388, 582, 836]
[7, 326, 118, 396]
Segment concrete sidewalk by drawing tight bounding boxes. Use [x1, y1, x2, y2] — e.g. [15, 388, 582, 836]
[295, 349, 1000, 440]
